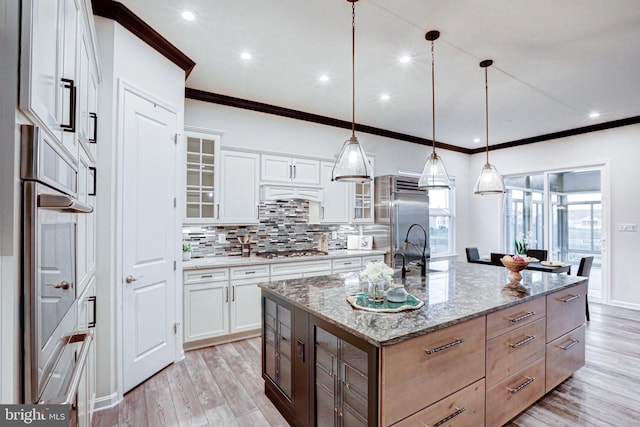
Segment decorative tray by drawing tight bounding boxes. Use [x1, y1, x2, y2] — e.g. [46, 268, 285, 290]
[346, 292, 424, 313]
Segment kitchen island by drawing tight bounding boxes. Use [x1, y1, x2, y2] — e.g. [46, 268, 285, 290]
[259, 261, 587, 426]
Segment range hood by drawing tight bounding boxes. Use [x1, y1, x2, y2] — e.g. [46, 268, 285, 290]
[261, 185, 322, 202]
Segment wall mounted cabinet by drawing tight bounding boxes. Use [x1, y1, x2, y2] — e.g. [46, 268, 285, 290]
[184, 130, 221, 223]
[320, 161, 350, 223]
[219, 150, 260, 224]
[261, 155, 320, 186]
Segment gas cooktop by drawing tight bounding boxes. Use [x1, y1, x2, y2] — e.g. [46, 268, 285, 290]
[255, 249, 328, 259]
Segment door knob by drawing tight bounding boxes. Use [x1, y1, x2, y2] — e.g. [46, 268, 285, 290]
[125, 275, 141, 284]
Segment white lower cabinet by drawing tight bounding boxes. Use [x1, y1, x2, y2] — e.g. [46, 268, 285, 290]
[270, 259, 333, 280]
[77, 276, 96, 427]
[183, 265, 267, 344]
[332, 257, 362, 273]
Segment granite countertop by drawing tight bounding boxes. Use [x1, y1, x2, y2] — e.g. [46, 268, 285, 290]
[182, 249, 387, 270]
[258, 260, 588, 348]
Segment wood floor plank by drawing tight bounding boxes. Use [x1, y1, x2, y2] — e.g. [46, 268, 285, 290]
[164, 358, 208, 426]
[143, 370, 179, 427]
[92, 302, 640, 427]
[117, 383, 148, 427]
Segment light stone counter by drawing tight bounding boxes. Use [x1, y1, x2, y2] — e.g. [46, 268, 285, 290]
[182, 249, 387, 270]
[258, 260, 587, 347]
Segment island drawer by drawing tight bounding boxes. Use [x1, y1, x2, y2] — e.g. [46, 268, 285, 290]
[546, 283, 586, 342]
[486, 297, 545, 340]
[183, 267, 229, 284]
[380, 316, 486, 426]
[486, 318, 546, 387]
[393, 378, 485, 427]
[546, 324, 585, 392]
[486, 357, 545, 427]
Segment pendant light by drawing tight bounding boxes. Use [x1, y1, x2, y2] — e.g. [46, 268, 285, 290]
[474, 59, 505, 195]
[331, 0, 371, 183]
[418, 30, 451, 190]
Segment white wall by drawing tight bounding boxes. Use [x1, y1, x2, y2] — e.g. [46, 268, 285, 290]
[467, 124, 640, 309]
[94, 17, 185, 409]
[185, 99, 473, 257]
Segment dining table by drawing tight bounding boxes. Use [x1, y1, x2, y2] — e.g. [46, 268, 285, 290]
[470, 257, 572, 274]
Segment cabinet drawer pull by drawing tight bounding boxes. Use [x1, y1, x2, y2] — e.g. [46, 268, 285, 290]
[343, 262, 352, 265]
[510, 335, 535, 349]
[201, 274, 213, 278]
[280, 335, 289, 342]
[245, 271, 256, 274]
[507, 376, 535, 394]
[509, 311, 535, 323]
[561, 294, 580, 303]
[424, 338, 466, 354]
[89, 112, 98, 143]
[560, 339, 580, 351]
[427, 406, 466, 427]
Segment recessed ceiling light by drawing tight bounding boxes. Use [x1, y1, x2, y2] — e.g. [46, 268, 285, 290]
[589, 111, 600, 119]
[399, 55, 411, 63]
[240, 52, 252, 60]
[319, 74, 329, 82]
[473, 138, 481, 143]
[380, 94, 390, 101]
[181, 10, 196, 21]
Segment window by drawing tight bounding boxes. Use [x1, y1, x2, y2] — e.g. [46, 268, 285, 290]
[503, 174, 544, 253]
[429, 182, 455, 256]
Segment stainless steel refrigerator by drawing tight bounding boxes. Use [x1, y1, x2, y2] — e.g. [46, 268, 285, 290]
[369, 175, 430, 270]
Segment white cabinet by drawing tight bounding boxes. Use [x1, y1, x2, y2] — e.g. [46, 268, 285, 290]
[183, 268, 230, 342]
[76, 147, 96, 296]
[77, 17, 99, 160]
[332, 257, 362, 273]
[183, 265, 266, 345]
[261, 154, 320, 186]
[320, 161, 350, 223]
[219, 150, 260, 224]
[352, 157, 374, 223]
[20, 0, 84, 160]
[77, 277, 96, 427]
[270, 259, 333, 280]
[184, 130, 221, 222]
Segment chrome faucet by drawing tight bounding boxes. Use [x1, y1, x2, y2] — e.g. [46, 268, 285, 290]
[394, 252, 409, 279]
[403, 223, 428, 277]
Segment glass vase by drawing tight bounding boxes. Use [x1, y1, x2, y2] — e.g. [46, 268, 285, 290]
[368, 279, 386, 302]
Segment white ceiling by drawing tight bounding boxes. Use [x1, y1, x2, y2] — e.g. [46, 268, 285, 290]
[117, 0, 640, 150]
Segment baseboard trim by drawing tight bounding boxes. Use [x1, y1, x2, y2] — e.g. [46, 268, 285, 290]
[606, 300, 640, 311]
[183, 329, 260, 351]
[93, 392, 120, 412]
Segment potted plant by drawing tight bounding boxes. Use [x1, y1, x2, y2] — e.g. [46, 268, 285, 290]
[182, 241, 192, 261]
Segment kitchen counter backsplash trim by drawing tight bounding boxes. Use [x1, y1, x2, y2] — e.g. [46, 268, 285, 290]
[183, 199, 363, 258]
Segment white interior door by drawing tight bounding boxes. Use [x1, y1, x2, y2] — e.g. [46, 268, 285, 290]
[121, 88, 177, 392]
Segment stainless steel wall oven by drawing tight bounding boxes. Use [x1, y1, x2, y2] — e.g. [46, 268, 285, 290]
[21, 125, 94, 407]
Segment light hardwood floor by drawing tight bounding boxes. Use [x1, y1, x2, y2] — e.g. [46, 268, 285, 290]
[93, 303, 640, 426]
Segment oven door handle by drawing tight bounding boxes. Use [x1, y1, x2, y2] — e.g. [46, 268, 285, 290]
[40, 332, 93, 405]
[38, 194, 93, 213]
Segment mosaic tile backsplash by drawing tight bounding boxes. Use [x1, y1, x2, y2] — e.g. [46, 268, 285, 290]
[183, 200, 361, 258]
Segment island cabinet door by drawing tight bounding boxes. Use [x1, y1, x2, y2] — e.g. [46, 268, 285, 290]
[379, 316, 486, 426]
[263, 296, 293, 399]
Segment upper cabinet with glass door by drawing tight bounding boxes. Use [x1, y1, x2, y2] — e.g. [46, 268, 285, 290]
[352, 157, 374, 223]
[185, 129, 222, 223]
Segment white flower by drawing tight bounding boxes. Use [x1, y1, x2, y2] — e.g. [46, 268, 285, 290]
[359, 261, 394, 282]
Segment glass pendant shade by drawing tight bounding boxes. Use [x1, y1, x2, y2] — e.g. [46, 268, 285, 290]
[418, 152, 450, 189]
[474, 163, 505, 194]
[332, 136, 371, 182]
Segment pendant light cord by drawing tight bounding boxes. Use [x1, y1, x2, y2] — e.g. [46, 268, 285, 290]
[430, 39, 436, 156]
[484, 66, 490, 165]
[351, 1, 356, 138]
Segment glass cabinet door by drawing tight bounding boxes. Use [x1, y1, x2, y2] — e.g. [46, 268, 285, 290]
[353, 158, 374, 223]
[185, 131, 220, 222]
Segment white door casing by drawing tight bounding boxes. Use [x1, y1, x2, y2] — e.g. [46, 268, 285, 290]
[121, 87, 177, 393]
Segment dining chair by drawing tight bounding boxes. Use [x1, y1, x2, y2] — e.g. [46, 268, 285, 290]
[526, 249, 548, 261]
[491, 252, 508, 265]
[465, 247, 480, 263]
[577, 256, 594, 321]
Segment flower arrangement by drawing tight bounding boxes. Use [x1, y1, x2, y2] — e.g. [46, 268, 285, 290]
[514, 231, 535, 255]
[359, 261, 394, 283]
